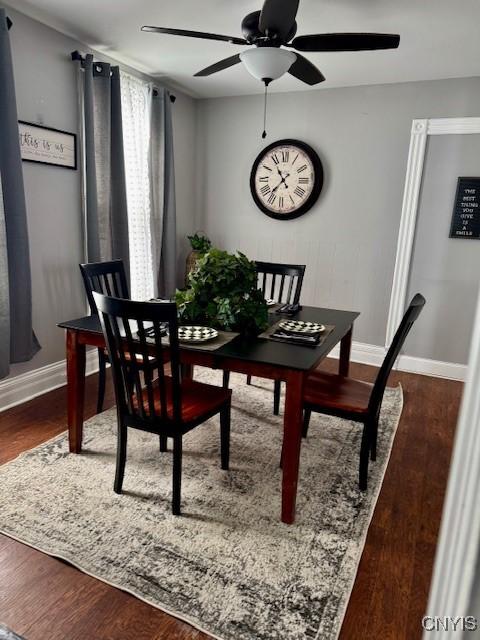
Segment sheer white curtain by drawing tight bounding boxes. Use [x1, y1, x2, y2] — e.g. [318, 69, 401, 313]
[120, 71, 154, 300]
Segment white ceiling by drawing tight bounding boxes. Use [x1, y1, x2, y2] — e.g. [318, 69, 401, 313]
[8, 0, 480, 98]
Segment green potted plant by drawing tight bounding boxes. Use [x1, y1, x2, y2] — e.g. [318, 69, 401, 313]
[176, 248, 268, 335]
[185, 233, 212, 279]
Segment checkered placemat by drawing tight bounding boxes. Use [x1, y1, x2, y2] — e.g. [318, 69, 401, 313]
[259, 322, 335, 348]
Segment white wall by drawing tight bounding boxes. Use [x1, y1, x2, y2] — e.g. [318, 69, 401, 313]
[4, 7, 198, 379]
[196, 77, 480, 355]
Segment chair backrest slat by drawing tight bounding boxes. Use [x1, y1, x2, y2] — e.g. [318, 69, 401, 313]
[123, 313, 146, 419]
[80, 260, 130, 315]
[153, 321, 169, 421]
[278, 274, 286, 301]
[369, 293, 426, 417]
[166, 315, 182, 423]
[286, 277, 294, 304]
[107, 306, 135, 414]
[104, 274, 113, 296]
[269, 274, 276, 300]
[93, 293, 182, 427]
[137, 319, 156, 418]
[112, 271, 122, 297]
[261, 272, 267, 297]
[254, 261, 306, 305]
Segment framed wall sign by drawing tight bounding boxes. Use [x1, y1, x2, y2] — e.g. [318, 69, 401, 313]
[449, 177, 480, 240]
[18, 121, 77, 170]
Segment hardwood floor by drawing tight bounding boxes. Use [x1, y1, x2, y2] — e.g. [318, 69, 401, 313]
[0, 360, 462, 639]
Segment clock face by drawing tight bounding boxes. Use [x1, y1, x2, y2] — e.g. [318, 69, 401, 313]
[250, 139, 323, 220]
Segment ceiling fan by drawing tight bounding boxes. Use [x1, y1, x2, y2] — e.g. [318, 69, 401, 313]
[141, 0, 400, 87]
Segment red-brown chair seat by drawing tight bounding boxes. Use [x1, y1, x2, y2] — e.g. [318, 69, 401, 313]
[304, 371, 373, 416]
[134, 377, 232, 424]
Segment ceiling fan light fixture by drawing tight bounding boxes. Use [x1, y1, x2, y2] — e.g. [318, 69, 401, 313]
[240, 47, 296, 82]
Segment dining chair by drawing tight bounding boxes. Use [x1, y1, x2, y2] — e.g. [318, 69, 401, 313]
[223, 261, 306, 416]
[93, 293, 232, 516]
[79, 260, 130, 414]
[301, 293, 425, 490]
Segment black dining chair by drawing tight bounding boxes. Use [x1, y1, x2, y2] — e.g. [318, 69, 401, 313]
[301, 293, 425, 491]
[93, 293, 232, 516]
[223, 261, 306, 416]
[79, 260, 130, 414]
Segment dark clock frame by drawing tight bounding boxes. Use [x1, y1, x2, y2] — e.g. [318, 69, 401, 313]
[250, 138, 324, 221]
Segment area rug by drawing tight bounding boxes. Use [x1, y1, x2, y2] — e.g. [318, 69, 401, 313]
[0, 369, 403, 640]
[0, 625, 26, 640]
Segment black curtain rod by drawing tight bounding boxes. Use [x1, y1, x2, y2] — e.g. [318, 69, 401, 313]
[71, 50, 176, 103]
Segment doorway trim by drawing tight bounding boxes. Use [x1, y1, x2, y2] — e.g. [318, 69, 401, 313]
[423, 284, 480, 634]
[386, 117, 480, 346]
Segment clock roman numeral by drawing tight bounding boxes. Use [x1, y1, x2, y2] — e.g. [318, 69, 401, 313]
[290, 195, 295, 206]
[294, 186, 306, 198]
[292, 153, 299, 165]
[260, 185, 271, 196]
[259, 176, 269, 183]
[271, 153, 280, 165]
[267, 192, 277, 205]
[297, 164, 308, 173]
[298, 177, 309, 184]
[262, 164, 272, 172]
[279, 197, 284, 209]
[281, 150, 289, 163]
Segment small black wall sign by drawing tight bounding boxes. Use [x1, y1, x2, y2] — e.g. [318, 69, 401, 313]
[449, 177, 480, 240]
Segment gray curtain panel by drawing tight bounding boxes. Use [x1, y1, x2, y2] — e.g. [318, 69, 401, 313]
[80, 54, 129, 275]
[0, 9, 40, 379]
[150, 87, 177, 298]
[0, 175, 9, 379]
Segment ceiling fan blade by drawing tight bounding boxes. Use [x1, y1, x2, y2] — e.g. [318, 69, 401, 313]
[288, 54, 325, 85]
[292, 33, 400, 52]
[194, 54, 242, 77]
[141, 26, 247, 46]
[259, 0, 300, 40]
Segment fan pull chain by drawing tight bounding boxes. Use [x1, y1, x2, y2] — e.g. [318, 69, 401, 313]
[262, 79, 271, 139]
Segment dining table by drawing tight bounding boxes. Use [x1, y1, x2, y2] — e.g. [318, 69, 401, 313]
[58, 305, 359, 524]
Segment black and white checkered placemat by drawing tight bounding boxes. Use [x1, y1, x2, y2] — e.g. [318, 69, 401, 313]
[278, 320, 325, 335]
[178, 326, 218, 343]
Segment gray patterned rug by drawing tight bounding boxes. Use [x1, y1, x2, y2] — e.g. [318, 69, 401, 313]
[0, 369, 403, 640]
[0, 625, 26, 640]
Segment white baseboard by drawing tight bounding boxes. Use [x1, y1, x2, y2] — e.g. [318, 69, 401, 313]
[0, 341, 466, 413]
[0, 350, 99, 413]
[327, 341, 467, 382]
[395, 352, 467, 381]
[328, 341, 386, 368]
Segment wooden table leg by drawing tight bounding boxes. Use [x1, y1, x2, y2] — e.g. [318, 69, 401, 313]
[181, 363, 194, 380]
[66, 329, 86, 453]
[339, 325, 353, 377]
[281, 370, 305, 524]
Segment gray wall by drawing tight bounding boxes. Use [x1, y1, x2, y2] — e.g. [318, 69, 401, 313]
[5, 7, 197, 379]
[406, 135, 480, 365]
[196, 77, 480, 356]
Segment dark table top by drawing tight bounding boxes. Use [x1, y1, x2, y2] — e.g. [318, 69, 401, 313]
[59, 306, 359, 372]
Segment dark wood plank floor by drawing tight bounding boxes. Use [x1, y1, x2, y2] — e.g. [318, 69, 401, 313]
[0, 360, 462, 640]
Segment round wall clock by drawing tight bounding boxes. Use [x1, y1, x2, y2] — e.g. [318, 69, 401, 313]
[250, 139, 324, 221]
